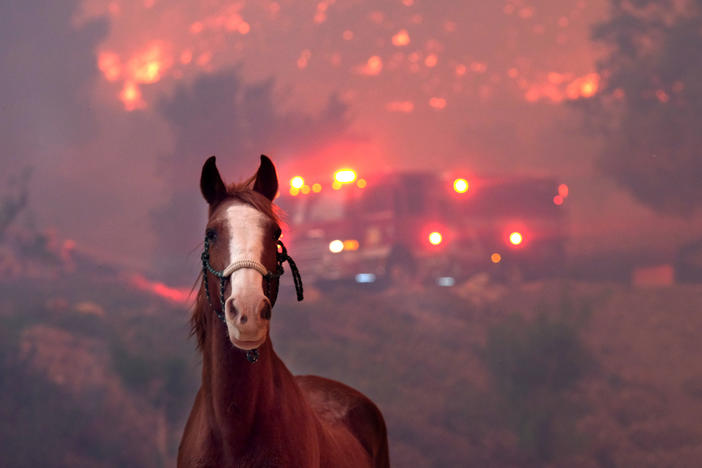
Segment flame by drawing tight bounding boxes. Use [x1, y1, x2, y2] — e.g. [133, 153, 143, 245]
[129, 41, 170, 84]
[129, 273, 192, 303]
[566, 73, 599, 99]
[98, 51, 121, 82]
[120, 82, 145, 111]
[392, 29, 410, 47]
[356, 56, 383, 76]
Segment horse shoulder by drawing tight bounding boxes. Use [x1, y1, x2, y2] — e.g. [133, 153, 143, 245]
[295, 375, 390, 468]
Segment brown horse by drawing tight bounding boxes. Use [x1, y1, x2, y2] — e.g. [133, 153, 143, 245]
[178, 155, 390, 468]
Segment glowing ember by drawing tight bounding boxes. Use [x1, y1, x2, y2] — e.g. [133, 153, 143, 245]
[129, 42, 170, 84]
[180, 49, 193, 64]
[357, 56, 383, 75]
[120, 82, 145, 111]
[392, 29, 410, 47]
[491, 252, 502, 263]
[98, 52, 121, 81]
[386, 101, 414, 113]
[470, 62, 487, 73]
[656, 89, 670, 103]
[429, 97, 447, 109]
[298, 49, 311, 69]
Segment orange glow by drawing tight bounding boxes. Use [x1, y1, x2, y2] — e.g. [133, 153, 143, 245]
[329, 240, 344, 253]
[357, 178, 367, 188]
[656, 89, 670, 103]
[455, 64, 467, 76]
[566, 73, 600, 100]
[428, 231, 443, 245]
[392, 29, 411, 46]
[129, 274, 191, 303]
[334, 169, 357, 183]
[470, 62, 487, 73]
[312, 183, 322, 192]
[289, 187, 300, 196]
[429, 97, 447, 109]
[357, 55, 383, 75]
[190, 21, 204, 34]
[424, 54, 438, 68]
[301, 185, 311, 194]
[343, 239, 359, 251]
[553, 195, 564, 205]
[386, 101, 414, 113]
[98, 52, 121, 81]
[558, 183, 569, 198]
[180, 49, 193, 65]
[491, 252, 502, 263]
[129, 42, 170, 84]
[453, 178, 469, 193]
[332, 181, 342, 190]
[297, 49, 311, 69]
[509, 232, 523, 246]
[119, 82, 144, 111]
[290, 176, 305, 189]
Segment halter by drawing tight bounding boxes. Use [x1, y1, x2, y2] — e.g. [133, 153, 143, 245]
[200, 235, 304, 363]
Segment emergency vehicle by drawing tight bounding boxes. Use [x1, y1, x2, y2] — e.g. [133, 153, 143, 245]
[276, 168, 568, 286]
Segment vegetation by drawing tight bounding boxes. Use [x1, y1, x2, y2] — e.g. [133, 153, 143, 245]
[2, 274, 702, 467]
[577, 0, 702, 214]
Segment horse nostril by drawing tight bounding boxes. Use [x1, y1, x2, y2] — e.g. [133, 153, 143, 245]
[239, 314, 248, 324]
[261, 304, 271, 320]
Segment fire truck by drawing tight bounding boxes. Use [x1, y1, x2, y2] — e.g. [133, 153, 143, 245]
[276, 168, 568, 286]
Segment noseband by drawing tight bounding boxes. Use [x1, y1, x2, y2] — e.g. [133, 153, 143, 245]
[200, 236, 304, 363]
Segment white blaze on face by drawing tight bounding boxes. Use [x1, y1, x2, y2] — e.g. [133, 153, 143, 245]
[222, 203, 271, 345]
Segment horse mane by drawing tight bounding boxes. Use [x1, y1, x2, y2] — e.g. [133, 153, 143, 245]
[189, 175, 283, 350]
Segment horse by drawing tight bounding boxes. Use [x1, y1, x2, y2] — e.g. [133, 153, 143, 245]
[177, 155, 390, 468]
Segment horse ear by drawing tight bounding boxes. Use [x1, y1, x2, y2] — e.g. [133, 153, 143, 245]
[253, 154, 278, 201]
[200, 156, 227, 205]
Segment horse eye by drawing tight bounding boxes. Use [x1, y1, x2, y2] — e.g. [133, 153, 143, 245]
[206, 228, 217, 241]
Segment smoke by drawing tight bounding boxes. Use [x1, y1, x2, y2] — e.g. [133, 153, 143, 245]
[0, 0, 107, 167]
[152, 68, 350, 282]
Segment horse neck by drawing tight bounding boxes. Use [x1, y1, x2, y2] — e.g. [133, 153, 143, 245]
[199, 300, 305, 450]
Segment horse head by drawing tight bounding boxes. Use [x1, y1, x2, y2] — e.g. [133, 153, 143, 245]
[199, 155, 287, 353]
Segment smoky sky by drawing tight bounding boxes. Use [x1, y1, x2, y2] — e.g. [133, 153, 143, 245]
[152, 68, 351, 282]
[0, 0, 106, 166]
[2, 0, 701, 281]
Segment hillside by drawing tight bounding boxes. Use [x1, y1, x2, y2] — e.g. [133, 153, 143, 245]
[2, 269, 702, 467]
